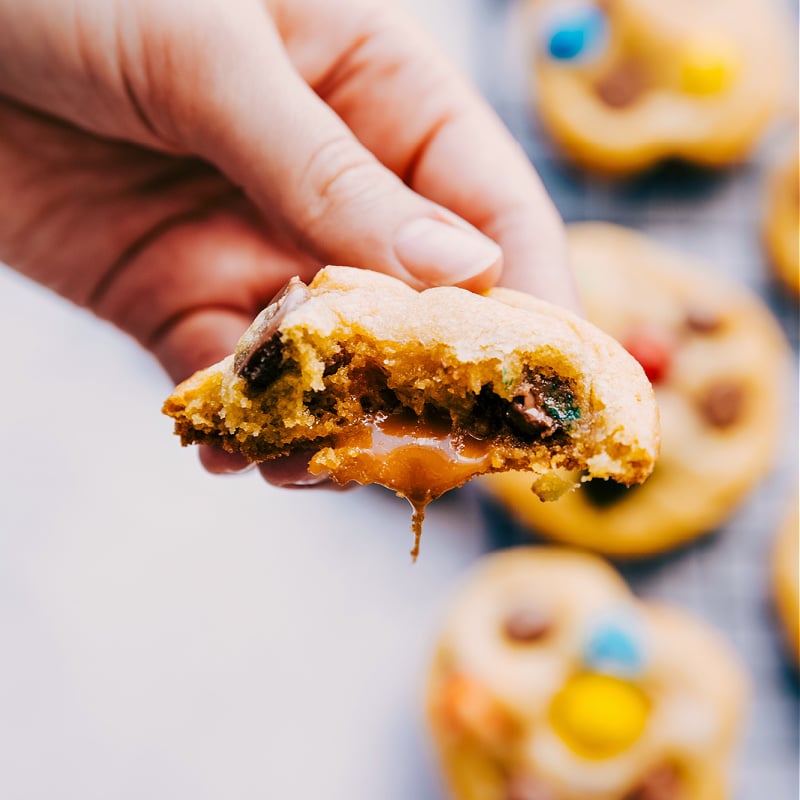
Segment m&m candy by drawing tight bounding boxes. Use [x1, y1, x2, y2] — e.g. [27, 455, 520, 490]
[680, 38, 739, 95]
[545, 2, 609, 62]
[583, 613, 647, 677]
[550, 673, 650, 758]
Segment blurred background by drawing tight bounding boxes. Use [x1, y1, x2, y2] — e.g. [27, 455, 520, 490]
[0, 0, 797, 798]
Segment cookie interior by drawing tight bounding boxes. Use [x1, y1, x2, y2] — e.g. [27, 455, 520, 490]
[166, 332, 591, 557]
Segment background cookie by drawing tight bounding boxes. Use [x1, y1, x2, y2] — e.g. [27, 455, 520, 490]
[483, 224, 789, 558]
[772, 501, 799, 664]
[427, 548, 748, 800]
[527, 0, 790, 174]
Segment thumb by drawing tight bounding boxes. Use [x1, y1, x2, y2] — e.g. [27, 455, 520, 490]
[169, 9, 502, 290]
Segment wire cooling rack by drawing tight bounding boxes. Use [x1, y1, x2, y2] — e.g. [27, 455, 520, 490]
[467, 1, 799, 797]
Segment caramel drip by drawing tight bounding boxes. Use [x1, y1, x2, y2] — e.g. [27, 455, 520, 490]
[409, 499, 425, 562]
[329, 412, 494, 559]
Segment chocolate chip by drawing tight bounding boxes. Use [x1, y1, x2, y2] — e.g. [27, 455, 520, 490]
[323, 350, 352, 377]
[506, 373, 580, 439]
[506, 774, 558, 800]
[624, 764, 681, 800]
[685, 307, 723, 334]
[238, 335, 285, 391]
[234, 277, 310, 389]
[698, 380, 745, 428]
[595, 60, 648, 108]
[583, 478, 633, 507]
[503, 607, 552, 643]
[507, 390, 558, 439]
[470, 386, 508, 439]
[350, 365, 399, 414]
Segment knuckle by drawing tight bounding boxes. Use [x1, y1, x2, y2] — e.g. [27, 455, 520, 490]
[298, 136, 397, 229]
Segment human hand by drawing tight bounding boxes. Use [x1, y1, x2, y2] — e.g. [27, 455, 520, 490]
[0, 0, 574, 483]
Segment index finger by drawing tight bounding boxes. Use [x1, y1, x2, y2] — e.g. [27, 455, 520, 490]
[276, 0, 578, 310]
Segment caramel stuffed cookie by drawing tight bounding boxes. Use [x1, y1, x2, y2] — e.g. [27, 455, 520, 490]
[165, 266, 658, 556]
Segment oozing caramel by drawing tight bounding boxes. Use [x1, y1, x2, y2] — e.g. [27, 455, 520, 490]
[317, 411, 494, 559]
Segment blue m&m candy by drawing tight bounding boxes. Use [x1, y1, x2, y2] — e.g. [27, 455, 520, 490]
[545, 2, 608, 62]
[582, 612, 647, 677]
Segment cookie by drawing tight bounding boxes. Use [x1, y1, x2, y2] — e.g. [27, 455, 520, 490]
[483, 224, 788, 557]
[427, 548, 748, 800]
[764, 152, 799, 298]
[527, 0, 789, 174]
[772, 502, 799, 664]
[163, 266, 658, 556]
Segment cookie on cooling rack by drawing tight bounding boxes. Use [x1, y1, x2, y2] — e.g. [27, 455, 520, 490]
[483, 224, 788, 558]
[526, 0, 789, 174]
[427, 548, 748, 800]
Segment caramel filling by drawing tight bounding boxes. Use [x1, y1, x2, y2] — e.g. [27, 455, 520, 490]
[317, 411, 495, 560]
[297, 364, 581, 560]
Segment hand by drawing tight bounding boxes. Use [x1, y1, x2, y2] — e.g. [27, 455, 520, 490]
[0, 0, 575, 483]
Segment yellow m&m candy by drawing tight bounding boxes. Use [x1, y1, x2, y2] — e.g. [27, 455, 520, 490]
[680, 39, 739, 95]
[550, 673, 650, 759]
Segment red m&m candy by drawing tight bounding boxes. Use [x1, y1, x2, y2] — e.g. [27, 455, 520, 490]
[623, 330, 673, 384]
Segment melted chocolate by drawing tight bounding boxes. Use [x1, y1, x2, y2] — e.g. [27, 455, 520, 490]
[234, 277, 310, 389]
[239, 335, 284, 390]
[507, 372, 580, 440]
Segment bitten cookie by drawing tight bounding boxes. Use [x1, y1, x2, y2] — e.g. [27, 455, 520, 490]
[483, 224, 787, 558]
[163, 266, 658, 556]
[526, 0, 789, 174]
[764, 152, 799, 298]
[427, 548, 748, 800]
[772, 502, 799, 664]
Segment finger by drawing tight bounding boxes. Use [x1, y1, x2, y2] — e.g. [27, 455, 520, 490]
[101, 202, 337, 485]
[161, 4, 502, 291]
[259, 452, 354, 491]
[158, 306, 255, 478]
[92, 200, 315, 380]
[198, 446, 254, 474]
[278, 0, 579, 310]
